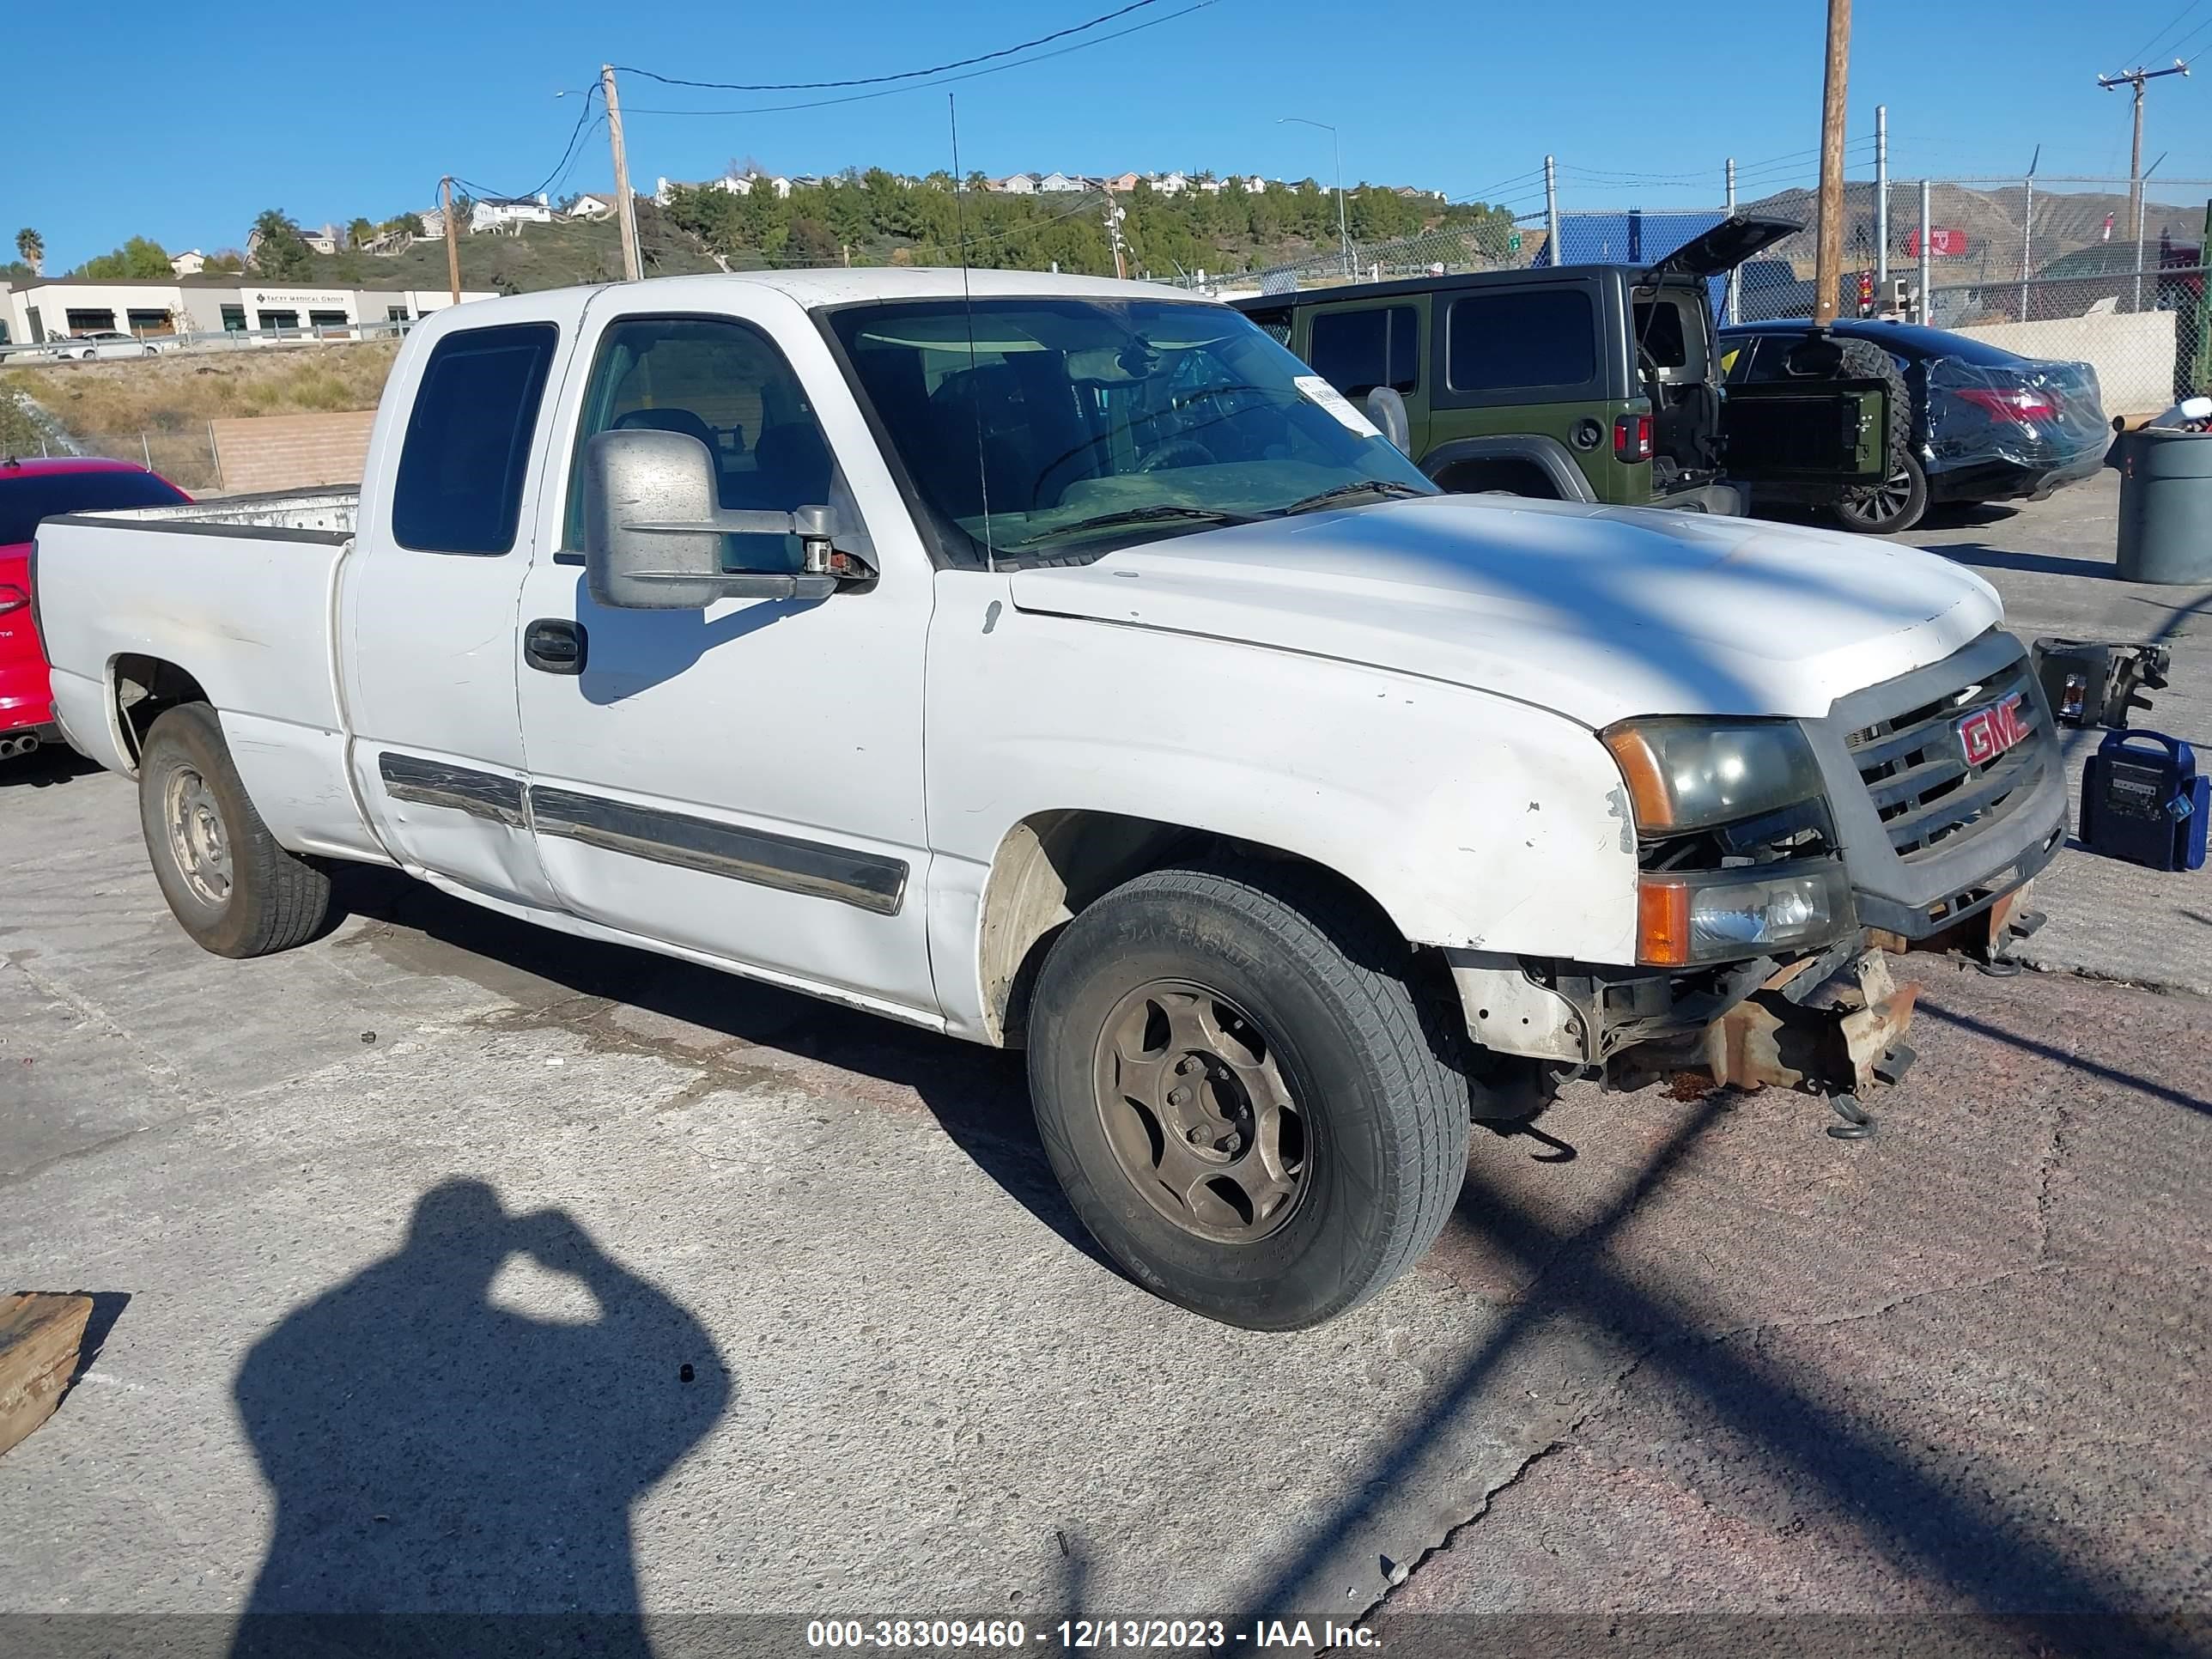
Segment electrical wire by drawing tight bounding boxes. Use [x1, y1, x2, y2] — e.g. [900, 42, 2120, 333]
[614, 0, 1175, 92]
[2124, 0, 2205, 67]
[623, 3, 1216, 118]
[444, 82, 605, 209]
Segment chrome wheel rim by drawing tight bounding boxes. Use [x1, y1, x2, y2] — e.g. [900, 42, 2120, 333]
[1091, 980, 1310, 1244]
[164, 765, 232, 908]
[1845, 465, 1914, 525]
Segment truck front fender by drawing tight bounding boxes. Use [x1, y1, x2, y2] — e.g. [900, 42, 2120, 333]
[927, 596, 1642, 1042]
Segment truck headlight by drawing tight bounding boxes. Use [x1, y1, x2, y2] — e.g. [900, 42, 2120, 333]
[1637, 861, 1853, 966]
[1601, 718, 1825, 833]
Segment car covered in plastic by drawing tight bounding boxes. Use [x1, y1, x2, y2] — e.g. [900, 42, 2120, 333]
[1720, 319, 2108, 533]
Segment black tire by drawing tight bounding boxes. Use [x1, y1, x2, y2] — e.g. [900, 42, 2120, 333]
[1832, 450, 1929, 535]
[137, 702, 330, 957]
[1832, 337, 1913, 481]
[1027, 862, 1470, 1330]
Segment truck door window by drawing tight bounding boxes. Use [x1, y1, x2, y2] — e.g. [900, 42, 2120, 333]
[1308, 305, 1418, 398]
[1444, 289, 1596, 392]
[562, 315, 836, 574]
[392, 322, 558, 556]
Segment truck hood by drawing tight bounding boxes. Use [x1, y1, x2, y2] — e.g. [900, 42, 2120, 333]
[1006, 494, 2002, 729]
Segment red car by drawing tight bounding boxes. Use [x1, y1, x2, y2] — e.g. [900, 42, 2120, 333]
[2, 457, 192, 759]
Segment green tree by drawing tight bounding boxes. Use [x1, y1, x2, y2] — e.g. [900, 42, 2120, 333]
[14, 228, 41, 276]
[786, 216, 839, 265]
[250, 210, 315, 280]
[73, 235, 173, 280]
[346, 216, 375, 248]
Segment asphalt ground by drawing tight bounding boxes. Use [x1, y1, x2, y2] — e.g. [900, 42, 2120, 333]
[2, 478, 2208, 1657]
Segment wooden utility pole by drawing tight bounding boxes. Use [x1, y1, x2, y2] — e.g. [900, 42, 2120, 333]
[2099, 64, 2190, 261]
[602, 64, 642, 282]
[441, 176, 461, 306]
[1812, 0, 1852, 323]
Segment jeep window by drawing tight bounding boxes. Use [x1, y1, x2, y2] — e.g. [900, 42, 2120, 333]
[1445, 289, 1596, 392]
[1308, 305, 1419, 399]
[829, 296, 1434, 568]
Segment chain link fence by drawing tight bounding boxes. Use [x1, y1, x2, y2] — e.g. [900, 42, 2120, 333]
[6, 424, 226, 492]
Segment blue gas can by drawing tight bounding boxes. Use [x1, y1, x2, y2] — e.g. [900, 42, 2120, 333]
[2080, 730, 2209, 872]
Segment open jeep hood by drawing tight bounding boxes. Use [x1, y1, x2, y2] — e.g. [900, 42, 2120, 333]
[1644, 216, 1802, 281]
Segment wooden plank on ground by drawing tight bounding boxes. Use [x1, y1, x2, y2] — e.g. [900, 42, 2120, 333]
[0, 1291, 94, 1458]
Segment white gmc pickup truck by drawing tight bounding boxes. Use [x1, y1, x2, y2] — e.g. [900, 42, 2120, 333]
[33, 270, 2067, 1328]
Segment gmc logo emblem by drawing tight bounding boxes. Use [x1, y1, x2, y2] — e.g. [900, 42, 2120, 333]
[1957, 694, 2030, 768]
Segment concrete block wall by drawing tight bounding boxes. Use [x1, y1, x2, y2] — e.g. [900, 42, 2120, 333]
[210, 410, 377, 494]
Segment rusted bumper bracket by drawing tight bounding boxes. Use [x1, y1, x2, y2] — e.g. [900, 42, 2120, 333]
[1703, 947, 1922, 1098]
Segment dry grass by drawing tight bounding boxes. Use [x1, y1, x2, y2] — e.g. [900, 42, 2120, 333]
[3, 340, 400, 440]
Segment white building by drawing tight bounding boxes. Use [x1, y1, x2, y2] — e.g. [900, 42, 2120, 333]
[565, 193, 614, 220]
[992, 173, 1037, 195]
[1151, 171, 1188, 195]
[0, 276, 494, 349]
[1036, 173, 1085, 193]
[1244, 175, 1268, 193]
[169, 249, 206, 276]
[470, 196, 554, 234]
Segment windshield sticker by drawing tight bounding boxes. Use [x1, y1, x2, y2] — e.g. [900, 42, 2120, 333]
[1294, 375, 1382, 438]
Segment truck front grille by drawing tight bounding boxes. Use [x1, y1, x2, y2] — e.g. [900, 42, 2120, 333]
[1844, 652, 2049, 863]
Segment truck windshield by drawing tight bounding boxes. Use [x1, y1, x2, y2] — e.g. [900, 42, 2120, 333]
[826, 296, 1435, 566]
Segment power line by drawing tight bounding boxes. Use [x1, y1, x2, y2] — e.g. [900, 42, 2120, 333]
[2125, 0, 2206, 68]
[447, 82, 605, 207]
[623, 3, 1216, 118]
[615, 0, 1176, 92]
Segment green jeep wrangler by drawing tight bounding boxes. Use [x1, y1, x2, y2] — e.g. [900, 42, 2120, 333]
[1232, 216, 1906, 521]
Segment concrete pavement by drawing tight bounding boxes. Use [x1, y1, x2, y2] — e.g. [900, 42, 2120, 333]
[1, 477, 2208, 1650]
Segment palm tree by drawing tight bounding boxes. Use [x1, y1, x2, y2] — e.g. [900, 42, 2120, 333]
[15, 228, 41, 276]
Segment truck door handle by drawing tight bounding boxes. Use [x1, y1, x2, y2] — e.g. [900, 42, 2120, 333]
[523, 618, 586, 675]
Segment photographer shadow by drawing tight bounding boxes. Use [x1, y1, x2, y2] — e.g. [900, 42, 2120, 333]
[228, 1179, 729, 1658]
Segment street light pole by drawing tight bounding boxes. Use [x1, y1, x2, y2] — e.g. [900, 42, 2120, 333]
[1280, 117, 1351, 276]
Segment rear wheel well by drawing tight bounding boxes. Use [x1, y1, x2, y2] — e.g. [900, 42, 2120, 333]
[978, 810, 1434, 1047]
[1434, 457, 1559, 498]
[111, 654, 210, 768]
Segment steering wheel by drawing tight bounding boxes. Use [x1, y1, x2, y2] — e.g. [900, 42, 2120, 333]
[1134, 438, 1215, 472]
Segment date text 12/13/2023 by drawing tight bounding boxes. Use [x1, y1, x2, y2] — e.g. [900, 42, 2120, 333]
[805, 1619, 1381, 1650]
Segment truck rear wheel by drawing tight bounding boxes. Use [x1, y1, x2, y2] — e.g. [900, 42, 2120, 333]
[1026, 863, 1469, 1329]
[137, 702, 331, 958]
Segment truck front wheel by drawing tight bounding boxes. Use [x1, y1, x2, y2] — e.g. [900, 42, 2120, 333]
[1027, 864, 1470, 1329]
[137, 702, 331, 958]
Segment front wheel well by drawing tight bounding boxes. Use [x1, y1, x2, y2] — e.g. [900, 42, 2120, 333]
[111, 654, 210, 768]
[977, 810, 1428, 1047]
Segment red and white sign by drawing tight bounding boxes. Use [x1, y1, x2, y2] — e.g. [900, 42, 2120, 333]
[1904, 228, 1972, 258]
[1957, 694, 2030, 768]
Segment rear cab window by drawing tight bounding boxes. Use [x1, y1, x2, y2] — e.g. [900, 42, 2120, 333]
[391, 323, 559, 555]
[1443, 289, 1598, 395]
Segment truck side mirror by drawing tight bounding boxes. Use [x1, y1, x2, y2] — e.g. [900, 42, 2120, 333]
[1364, 386, 1411, 453]
[580, 428, 863, 610]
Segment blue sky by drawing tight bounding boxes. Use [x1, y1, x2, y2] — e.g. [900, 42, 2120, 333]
[11, 0, 2212, 270]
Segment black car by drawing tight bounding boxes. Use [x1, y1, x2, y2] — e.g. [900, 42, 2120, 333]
[1718, 319, 2109, 533]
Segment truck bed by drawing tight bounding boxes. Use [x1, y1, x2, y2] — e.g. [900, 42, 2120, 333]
[35, 486, 376, 860]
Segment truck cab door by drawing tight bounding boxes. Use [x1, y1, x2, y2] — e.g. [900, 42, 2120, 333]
[510, 286, 938, 1020]
[339, 303, 587, 910]
[1720, 334, 1893, 487]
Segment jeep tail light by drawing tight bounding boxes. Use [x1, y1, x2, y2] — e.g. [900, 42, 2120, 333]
[0, 583, 27, 617]
[1613, 412, 1654, 463]
[1957, 385, 2058, 423]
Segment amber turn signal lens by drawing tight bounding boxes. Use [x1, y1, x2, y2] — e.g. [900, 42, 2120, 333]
[1603, 726, 1674, 831]
[1636, 877, 1692, 967]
